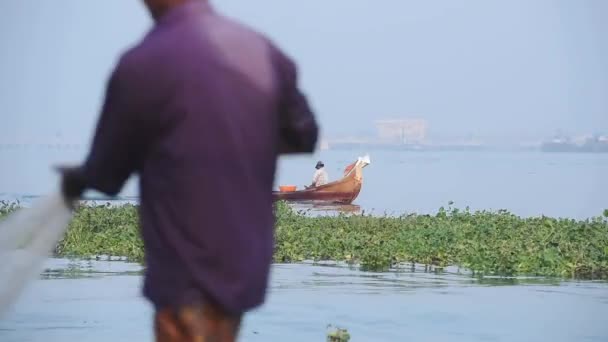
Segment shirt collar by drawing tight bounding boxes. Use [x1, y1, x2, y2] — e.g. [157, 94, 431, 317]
[156, 0, 213, 26]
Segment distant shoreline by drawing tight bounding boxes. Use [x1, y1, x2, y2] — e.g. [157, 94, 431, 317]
[0, 143, 606, 153]
[323, 143, 607, 153]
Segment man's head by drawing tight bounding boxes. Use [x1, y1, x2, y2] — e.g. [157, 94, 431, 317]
[143, 0, 191, 21]
[315, 161, 324, 170]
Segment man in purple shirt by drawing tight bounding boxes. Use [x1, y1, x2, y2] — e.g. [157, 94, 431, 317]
[59, 0, 318, 340]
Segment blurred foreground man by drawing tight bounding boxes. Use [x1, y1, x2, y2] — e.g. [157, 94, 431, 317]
[59, 0, 318, 340]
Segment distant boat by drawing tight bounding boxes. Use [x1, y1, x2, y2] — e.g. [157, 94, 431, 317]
[541, 136, 608, 153]
[272, 155, 371, 204]
[540, 139, 579, 153]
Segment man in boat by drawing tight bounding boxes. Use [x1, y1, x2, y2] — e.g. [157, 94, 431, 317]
[57, 0, 319, 340]
[309, 161, 329, 188]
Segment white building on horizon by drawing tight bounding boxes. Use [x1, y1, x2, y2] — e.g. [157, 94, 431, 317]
[374, 118, 428, 145]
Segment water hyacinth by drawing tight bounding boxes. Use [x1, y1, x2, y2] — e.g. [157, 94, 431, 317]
[1, 201, 607, 279]
[326, 325, 350, 342]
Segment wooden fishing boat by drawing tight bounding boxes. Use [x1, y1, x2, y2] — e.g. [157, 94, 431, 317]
[273, 155, 370, 204]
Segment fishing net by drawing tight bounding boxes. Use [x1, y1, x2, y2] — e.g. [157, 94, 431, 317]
[0, 189, 73, 318]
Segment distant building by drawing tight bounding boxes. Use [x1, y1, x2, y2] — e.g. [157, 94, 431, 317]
[374, 119, 428, 144]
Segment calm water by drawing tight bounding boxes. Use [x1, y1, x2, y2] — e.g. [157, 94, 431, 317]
[0, 259, 607, 342]
[1, 148, 607, 341]
[0, 147, 607, 218]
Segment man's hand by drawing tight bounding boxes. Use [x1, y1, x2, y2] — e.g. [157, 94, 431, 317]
[55, 165, 87, 209]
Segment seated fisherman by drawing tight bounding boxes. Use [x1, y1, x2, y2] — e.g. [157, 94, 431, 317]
[310, 161, 328, 188]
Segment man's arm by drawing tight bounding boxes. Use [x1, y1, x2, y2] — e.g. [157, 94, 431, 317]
[310, 171, 319, 187]
[272, 45, 319, 154]
[60, 57, 145, 202]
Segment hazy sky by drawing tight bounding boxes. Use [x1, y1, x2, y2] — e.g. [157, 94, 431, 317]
[1, 0, 606, 145]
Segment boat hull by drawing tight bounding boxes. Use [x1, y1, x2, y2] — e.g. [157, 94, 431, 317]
[272, 185, 361, 204]
[272, 158, 367, 204]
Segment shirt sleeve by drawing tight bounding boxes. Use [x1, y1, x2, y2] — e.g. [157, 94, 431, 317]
[312, 170, 319, 184]
[81, 57, 146, 196]
[271, 44, 319, 154]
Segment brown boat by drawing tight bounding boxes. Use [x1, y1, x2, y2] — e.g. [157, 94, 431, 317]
[272, 155, 371, 204]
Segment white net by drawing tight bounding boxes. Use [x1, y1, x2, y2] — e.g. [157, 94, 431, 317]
[0, 189, 73, 318]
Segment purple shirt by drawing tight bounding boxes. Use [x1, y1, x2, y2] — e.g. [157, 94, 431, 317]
[80, 0, 318, 314]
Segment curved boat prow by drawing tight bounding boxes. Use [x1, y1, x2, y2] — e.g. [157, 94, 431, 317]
[344, 154, 371, 177]
[358, 154, 371, 167]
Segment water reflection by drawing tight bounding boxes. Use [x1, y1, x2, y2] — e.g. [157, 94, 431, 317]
[269, 262, 568, 296]
[288, 201, 362, 215]
[33, 258, 589, 289]
[1, 258, 607, 342]
[39, 258, 144, 280]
